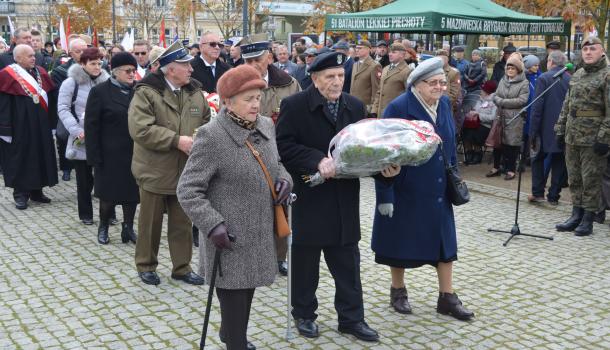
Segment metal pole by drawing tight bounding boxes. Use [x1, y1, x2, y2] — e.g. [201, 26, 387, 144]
[285, 193, 297, 341]
[112, 0, 116, 43]
[567, 25, 572, 62]
[242, 0, 248, 36]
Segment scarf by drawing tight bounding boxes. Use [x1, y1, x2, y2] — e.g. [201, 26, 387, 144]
[411, 87, 439, 123]
[227, 110, 257, 130]
[110, 77, 133, 94]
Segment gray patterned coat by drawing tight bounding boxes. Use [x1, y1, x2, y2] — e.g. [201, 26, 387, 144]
[493, 72, 529, 147]
[177, 108, 292, 289]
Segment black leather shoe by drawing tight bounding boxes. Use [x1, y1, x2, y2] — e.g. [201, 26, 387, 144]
[139, 271, 160, 285]
[437, 292, 474, 321]
[278, 261, 288, 276]
[390, 287, 412, 314]
[556, 206, 584, 232]
[109, 217, 119, 225]
[62, 170, 71, 181]
[171, 271, 205, 285]
[574, 211, 594, 236]
[121, 223, 137, 243]
[193, 226, 199, 247]
[338, 321, 379, 342]
[220, 337, 256, 350]
[97, 223, 109, 244]
[82, 218, 94, 225]
[594, 210, 605, 224]
[14, 197, 28, 210]
[30, 192, 51, 203]
[295, 318, 319, 338]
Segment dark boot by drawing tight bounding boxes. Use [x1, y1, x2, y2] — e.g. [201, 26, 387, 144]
[464, 151, 474, 165]
[574, 211, 594, 236]
[436, 292, 474, 321]
[555, 207, 584, 232]
[390, 287, 412, 314]
[97, 221, 110, 244]
[121, 222, 137, 243]
[594, 210, 605, 224]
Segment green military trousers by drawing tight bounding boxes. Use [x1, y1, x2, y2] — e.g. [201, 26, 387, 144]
[135, 188, 193, 276]
[565, 145, 607, 212]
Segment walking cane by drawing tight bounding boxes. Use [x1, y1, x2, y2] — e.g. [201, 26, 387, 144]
[200, 234, 235, 350]
[285, 193, 297, 341]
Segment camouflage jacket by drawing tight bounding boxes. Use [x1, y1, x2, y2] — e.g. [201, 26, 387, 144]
[555, 57, 610, 146]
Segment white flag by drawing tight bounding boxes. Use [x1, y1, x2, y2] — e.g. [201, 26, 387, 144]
[121, 31, 131, 51]
[189, 7, 197, 45]
[59, 18, 68, 51]
[7, 15, 15, 37]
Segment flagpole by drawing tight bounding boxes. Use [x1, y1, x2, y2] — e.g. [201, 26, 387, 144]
[112, 0, 116, 43]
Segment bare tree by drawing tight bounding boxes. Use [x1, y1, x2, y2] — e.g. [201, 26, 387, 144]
[123, 0, 169, 41]
[200, 0, 242, 38]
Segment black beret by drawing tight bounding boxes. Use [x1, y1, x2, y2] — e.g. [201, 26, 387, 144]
[308, 52, 347, 73]
[503, 44, 517, 53]
[111, 51, 137, 69]
[546, 40, 560, 49]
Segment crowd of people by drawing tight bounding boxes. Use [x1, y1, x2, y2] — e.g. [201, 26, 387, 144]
[1, 26, 609, 349]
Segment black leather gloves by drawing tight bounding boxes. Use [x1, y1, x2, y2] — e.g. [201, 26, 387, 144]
[208, 223, 232, 250]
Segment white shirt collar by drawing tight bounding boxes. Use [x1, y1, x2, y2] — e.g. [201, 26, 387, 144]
[165, 78, 179, 92]
[201, 56, 215, 67]
[263, 73, 269, 84]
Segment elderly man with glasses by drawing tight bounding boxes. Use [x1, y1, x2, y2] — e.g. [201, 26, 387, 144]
[131, 40, 150, 81]
[191, 31, 231, 94]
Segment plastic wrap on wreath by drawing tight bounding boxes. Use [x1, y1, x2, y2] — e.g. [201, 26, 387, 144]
[204, 91, 220, 119]
[303, 118, 442, 186]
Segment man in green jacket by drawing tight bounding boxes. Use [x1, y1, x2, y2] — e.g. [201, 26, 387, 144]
[128, 40, 211, 285]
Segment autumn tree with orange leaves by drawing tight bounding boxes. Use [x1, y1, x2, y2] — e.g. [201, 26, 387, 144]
[56, 0, 113, 35]
[304, 0, 393, 34]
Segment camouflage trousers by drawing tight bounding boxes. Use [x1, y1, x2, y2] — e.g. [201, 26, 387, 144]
[565, 145, 606, 211]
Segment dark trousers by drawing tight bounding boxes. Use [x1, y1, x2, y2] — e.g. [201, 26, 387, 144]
[56, 137, 72, 171]
[216, 288, 255, 350]
[13, 189, 43, 200]
[73, 160, 93, 220]
[100, 200, 137, 225]
[493, 145, 520, 172]
[291, 244, 364, 326]
[531, 152, 567, 201]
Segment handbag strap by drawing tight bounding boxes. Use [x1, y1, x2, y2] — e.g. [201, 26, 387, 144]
[245, 140, 278, 201]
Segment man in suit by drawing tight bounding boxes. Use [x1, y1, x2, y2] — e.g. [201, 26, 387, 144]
[191, 31, 231, 93]
[350, 40, 381, 114]
[132, 40, 150, 81]
[294, 47, 317, 89]
[0, 28, 47, 70]
[273, 44, 298, 77]
[276, 51, 398, 342]
[332, 41, 354, 92]
[371, 43, 412, 118]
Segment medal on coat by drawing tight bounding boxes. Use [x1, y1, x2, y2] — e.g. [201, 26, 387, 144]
[32, 95, 40, 104]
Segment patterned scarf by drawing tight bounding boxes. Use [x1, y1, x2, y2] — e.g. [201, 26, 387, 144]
[227, 110, 257, 130]
[327, 99, 340, 121]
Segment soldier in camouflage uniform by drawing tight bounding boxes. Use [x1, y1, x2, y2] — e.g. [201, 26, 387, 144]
[554, 37, 610, 236]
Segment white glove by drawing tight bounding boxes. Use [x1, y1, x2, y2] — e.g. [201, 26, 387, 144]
[377, 203, 394, 218]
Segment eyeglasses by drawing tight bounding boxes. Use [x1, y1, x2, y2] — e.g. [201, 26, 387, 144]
[133, 52, 148, 56]
[422, 79, 448, 87]
[119, 68, 136, 74]
[202, 42, 221, 48]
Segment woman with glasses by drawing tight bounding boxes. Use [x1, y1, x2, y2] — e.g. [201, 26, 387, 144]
[85, 52, 139, 245]
[58, 47, 110, 227]
[373, 57, 474, 321]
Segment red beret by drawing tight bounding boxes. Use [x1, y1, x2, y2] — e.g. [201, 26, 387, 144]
[216, 65, 267, 99]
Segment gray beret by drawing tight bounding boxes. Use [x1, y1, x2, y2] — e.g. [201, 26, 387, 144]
[523, 54, 540, 69]
[471, 49, 482, 56]
[407, 56, 445, 87]
[332, 41, 349, 51]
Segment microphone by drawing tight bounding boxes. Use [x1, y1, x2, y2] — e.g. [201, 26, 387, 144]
[553, 63, 574, 79]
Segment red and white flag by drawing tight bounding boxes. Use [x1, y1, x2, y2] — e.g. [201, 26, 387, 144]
[59, 18, 68, 51]
[159, 17, 166, 48]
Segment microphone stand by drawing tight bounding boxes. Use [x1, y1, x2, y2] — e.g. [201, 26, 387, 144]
[487, 72, 566, 246]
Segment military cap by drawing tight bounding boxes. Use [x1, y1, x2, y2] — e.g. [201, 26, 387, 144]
[390, 43, 406, 52]
[546, 40, 561, 50]
[453, 46, 465, 52]
[308, 52, 347, 73]
[158, 40, 194, 68]
[376, 40, 388, 47]
[582, 36, 602, 47]
[332, 41, 350, 51]
[407, 56, 444, 87]
[357, 40, 372, 48]
[239, 33, 271, 59]
[503, 44, 517, 53]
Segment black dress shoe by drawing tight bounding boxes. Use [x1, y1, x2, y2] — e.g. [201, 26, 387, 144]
[278, 261, 288, 276]
[62, 170, 71, 181]
[14, 197, 28, 210]
[97, 223, 109, 244]
[82, 218, 94, 225]
[30, 193, 51, 203]
[295, 318, 319, 338]
[139, 271, 160, 285]
[390, 287, 412, 314]
[338, 321, 379, 342]
[171, 271, 205, 285]
[436, 292, 474, 321]
[109, 217, 119, 225]
[220, 337, 256, 350]
[121, 223, 137, 243]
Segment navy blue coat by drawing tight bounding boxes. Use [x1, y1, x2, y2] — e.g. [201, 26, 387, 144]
[529, 66, 570, 153]
[372, 91, 458, 262]
[342, 57, 354, 93]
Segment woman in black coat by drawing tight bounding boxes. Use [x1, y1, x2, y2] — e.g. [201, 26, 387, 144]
[85, 52, 139, 245]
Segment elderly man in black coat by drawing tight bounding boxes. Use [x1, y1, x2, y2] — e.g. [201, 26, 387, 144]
[276, 52, 398, 342]
[528, 51, 570, 205]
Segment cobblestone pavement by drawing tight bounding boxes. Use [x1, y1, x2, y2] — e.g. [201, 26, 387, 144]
[1, 176, 609, 350]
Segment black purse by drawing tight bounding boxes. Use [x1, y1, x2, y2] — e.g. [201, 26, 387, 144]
[440, 143, 470, 206]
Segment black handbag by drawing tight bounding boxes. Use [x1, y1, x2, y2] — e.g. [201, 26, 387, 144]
[440, 143, 470, 206]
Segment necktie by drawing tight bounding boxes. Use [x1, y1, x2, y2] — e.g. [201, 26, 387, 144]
[173, 89, 180, 96]
[280, 64, 285, 70]
[389, 64, 395, 71]
[210, 65, 216, 77]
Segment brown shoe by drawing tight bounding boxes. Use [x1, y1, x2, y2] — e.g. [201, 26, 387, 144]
[390, 287, 412, 314]
[436, 292, 474, 321]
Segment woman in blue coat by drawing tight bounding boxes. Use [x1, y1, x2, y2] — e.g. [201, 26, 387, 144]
[372, 57, 474, 321]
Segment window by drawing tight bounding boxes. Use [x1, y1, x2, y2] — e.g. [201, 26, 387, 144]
[156, 0, 166, 6]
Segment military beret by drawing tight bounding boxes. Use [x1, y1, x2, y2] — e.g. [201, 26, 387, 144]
[453, 46, 465, 52]
[376, 40, 388, 47]
[582, 36, 602, 47]
[390, 43, 406, 52]
[546, 40, 561, 50]
[407, 56, 444, 87]
[357, 40, 371, 48]
[308, 52, 347, 73]
[332, 41, 350, 51]
[503, 44, 517, 53]
[158, 40, 194, 68]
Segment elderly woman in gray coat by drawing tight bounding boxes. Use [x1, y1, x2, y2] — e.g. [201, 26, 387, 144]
[177, 64, 293, 350]
[57, 47, 110, 224]
[487, 52, 529, 180]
